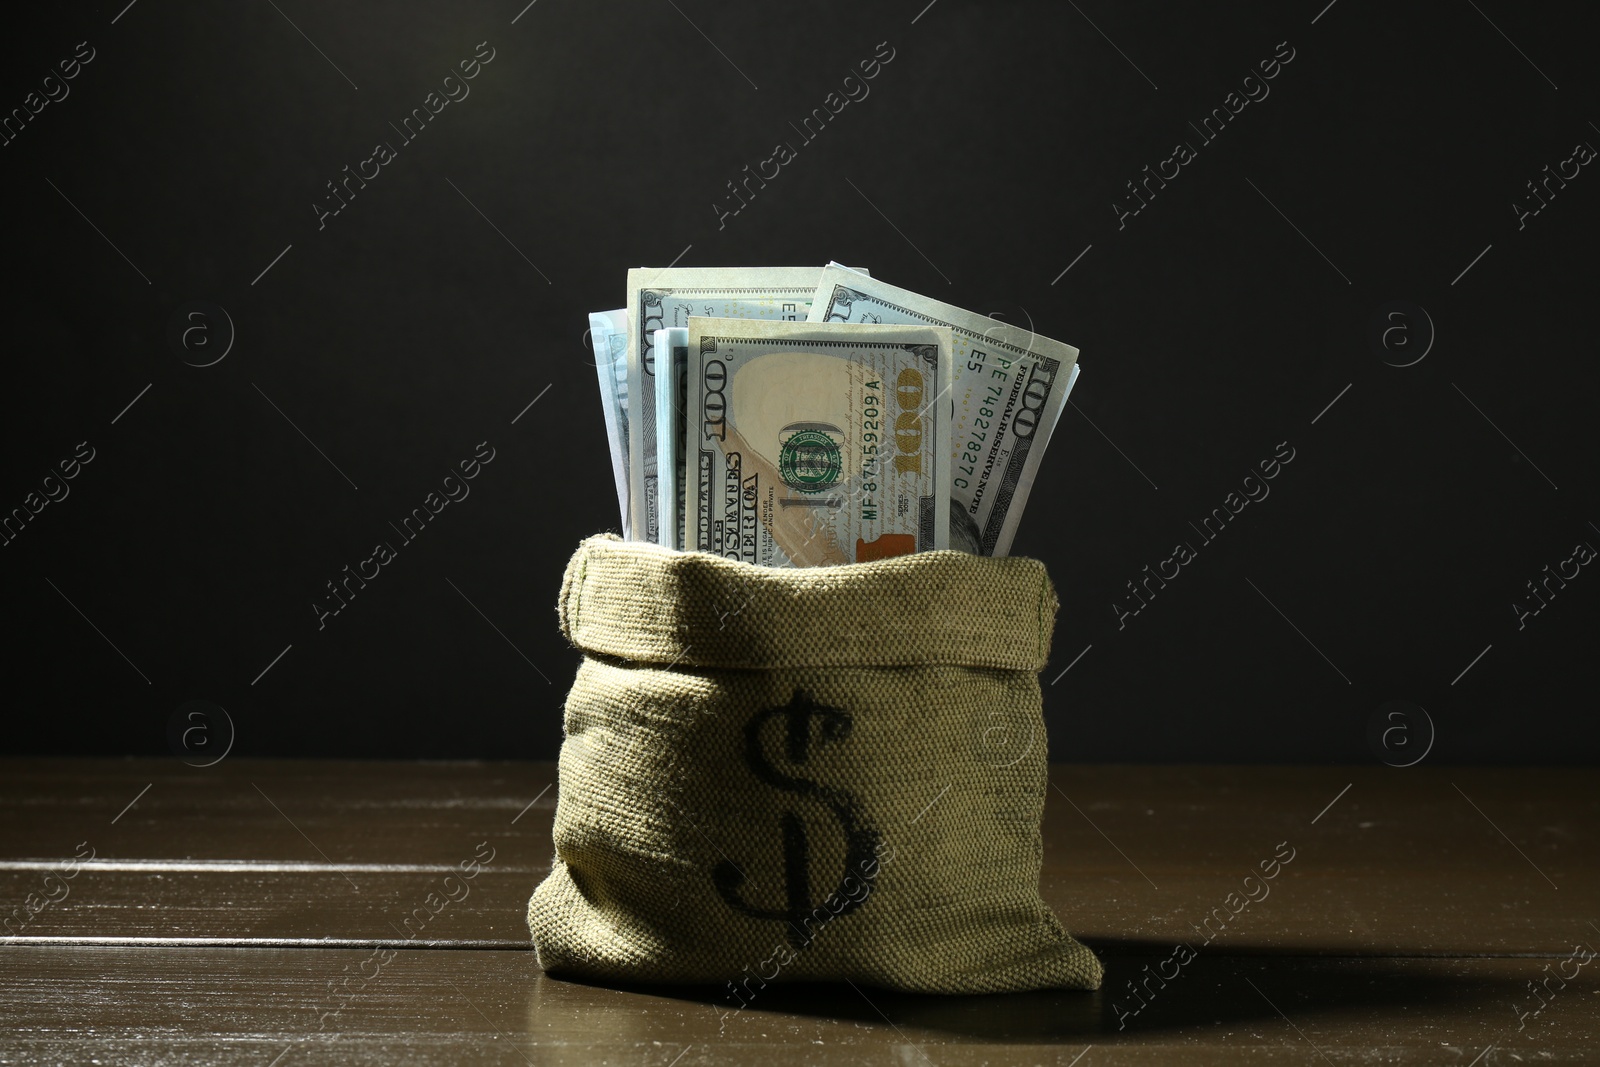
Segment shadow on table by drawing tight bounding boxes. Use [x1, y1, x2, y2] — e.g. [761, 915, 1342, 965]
[529, 937, 1527, 1044]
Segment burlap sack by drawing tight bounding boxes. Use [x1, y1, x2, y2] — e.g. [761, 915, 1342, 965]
[527, 534, 1102, 994]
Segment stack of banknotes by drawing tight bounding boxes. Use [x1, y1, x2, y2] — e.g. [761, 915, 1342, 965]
[588, 263, 1081, 567]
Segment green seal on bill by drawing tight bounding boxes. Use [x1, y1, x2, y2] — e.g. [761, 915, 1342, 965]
[778, 428, 843, 493]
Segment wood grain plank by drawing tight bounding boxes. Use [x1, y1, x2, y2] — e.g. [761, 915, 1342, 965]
[0, 758, 557, 865]
[1, 762, 1593, 954]
[3, 761, 1590, 878]
[3, 865, 1593, 958]
[1, 945, 1594, 1065]
[0, 868, 541, 945]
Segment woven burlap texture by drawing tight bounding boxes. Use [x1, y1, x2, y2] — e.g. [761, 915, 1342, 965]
[527, 534, 1103, 994]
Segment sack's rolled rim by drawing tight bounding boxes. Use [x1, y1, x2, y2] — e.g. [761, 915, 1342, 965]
[558, 533, 1060, 671]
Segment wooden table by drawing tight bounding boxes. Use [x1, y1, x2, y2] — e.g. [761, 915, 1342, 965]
[1, 759, 1594, 1064]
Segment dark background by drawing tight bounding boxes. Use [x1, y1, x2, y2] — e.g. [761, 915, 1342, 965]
[2, 0, 1595, 764]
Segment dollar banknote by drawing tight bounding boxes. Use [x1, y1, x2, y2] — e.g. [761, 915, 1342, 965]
[588, 309, 630, 536]
[685, 317, 952, 567]
[625, 268, 829, 547]
[806, 265, 1079, 556]
[653, 327, 688, 550]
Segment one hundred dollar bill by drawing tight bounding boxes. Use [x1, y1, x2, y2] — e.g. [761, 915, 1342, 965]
[588, 309, 630, 537]
[625, 268, 827, 546]
[652, 327, 688, 550]
[684, 317, 952, 567]
[806, 265, 1079, 556]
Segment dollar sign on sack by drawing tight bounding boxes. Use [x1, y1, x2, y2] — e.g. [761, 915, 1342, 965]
[713, 690, 881, 949]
